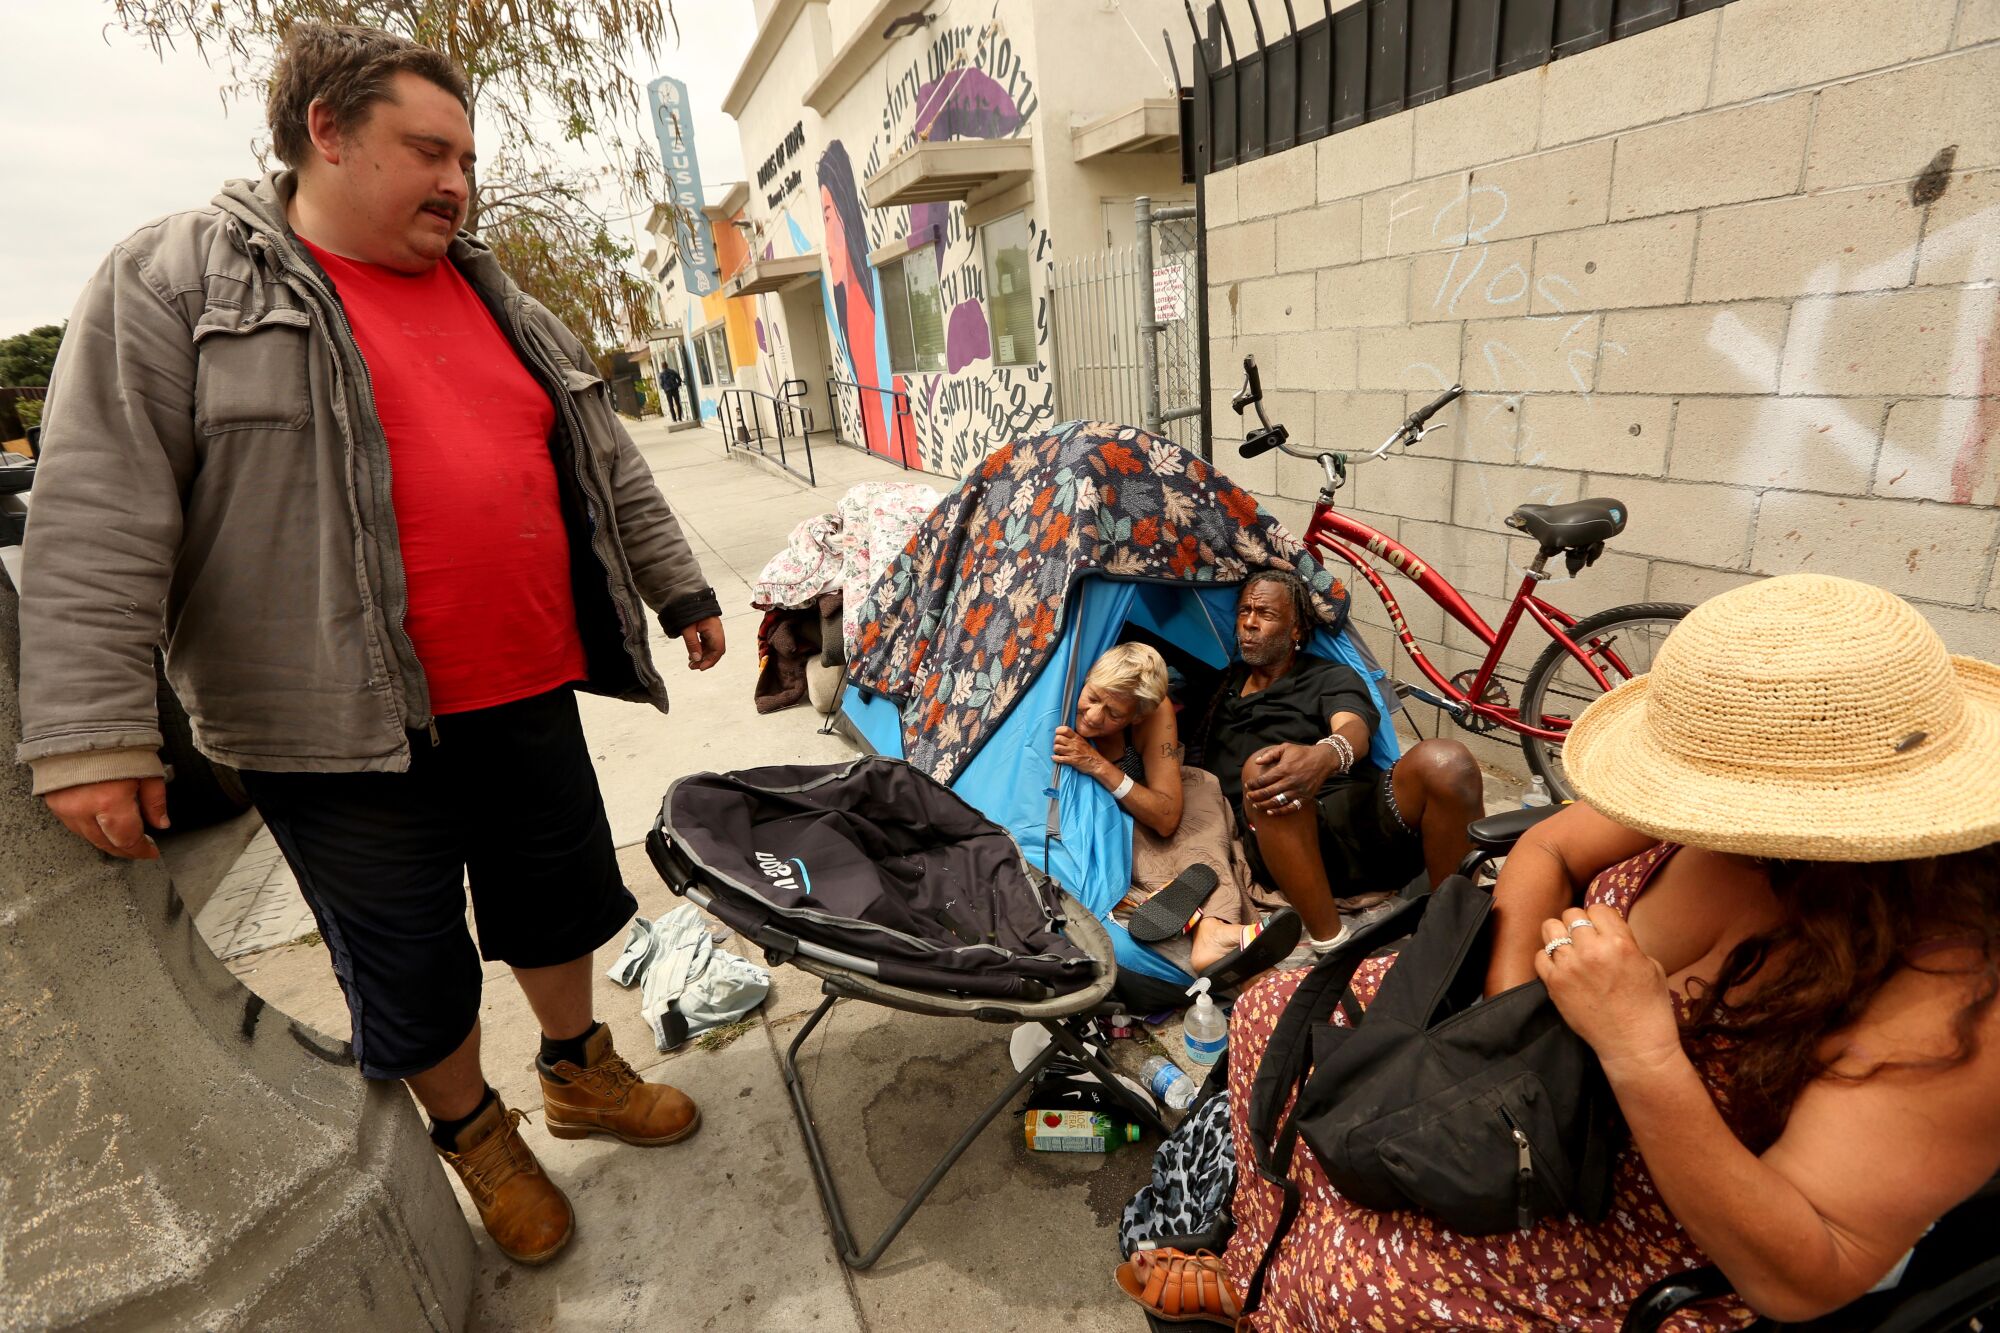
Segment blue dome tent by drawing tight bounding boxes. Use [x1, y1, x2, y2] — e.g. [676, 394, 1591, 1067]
[841, 422, 1401, 991]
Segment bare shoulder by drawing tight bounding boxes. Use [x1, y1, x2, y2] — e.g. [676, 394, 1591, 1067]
[1138, 698, 1180, 750]
[1829, 946, 2000, 1076]
[1768, 947, 2000, 1238]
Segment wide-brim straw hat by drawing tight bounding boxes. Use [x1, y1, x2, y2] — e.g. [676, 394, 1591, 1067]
[1563, 573, 2000, 862]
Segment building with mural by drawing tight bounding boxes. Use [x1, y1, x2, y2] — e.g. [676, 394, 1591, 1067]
[703, 0, 1198, 477]
[640, 184, 767, 429]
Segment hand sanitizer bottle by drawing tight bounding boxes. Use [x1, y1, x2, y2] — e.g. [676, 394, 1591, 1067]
[1183, 978, 1227, 1065]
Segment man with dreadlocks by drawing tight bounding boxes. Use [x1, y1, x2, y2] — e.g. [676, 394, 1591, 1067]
[1193, 571, 1485, 952]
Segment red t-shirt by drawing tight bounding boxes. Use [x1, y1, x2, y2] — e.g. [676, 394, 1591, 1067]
[300, 238, 588, 715]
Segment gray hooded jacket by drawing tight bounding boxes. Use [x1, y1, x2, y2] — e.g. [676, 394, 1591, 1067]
[16, 172, 720, 794]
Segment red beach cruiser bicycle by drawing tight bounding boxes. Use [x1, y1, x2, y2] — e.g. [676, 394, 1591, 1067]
[1231, 354, 1689, 800]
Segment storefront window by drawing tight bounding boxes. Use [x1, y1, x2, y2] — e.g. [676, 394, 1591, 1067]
[881, 247, 946, 374]
[707, 325, 733, 383]
[981, 212, 1034, 366]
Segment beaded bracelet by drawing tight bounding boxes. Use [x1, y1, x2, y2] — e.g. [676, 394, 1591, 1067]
[1316, 732, 1356, 773]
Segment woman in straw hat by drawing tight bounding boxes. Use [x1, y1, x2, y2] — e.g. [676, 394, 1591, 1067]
[1117, 574, 2000, 1331]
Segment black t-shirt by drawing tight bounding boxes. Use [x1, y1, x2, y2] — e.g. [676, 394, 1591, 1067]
[1200, 657, 1380, 806]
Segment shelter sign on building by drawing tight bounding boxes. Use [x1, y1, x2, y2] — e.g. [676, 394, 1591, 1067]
[648, 75, 720, 298]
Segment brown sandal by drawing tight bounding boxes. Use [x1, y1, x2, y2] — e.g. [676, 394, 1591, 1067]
[1114, 1248, 1242, 1327]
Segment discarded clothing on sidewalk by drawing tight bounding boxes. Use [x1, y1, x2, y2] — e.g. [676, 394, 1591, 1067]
[606, 904, 771, 1052]
[753, 603, 827, 713]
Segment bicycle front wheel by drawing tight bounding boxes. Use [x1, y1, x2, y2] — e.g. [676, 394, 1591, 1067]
[1518, 602, 1691, 802]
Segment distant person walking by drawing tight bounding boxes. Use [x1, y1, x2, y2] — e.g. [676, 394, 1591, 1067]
[662, 360, 685, 421]
[17, 23, 726, 1265]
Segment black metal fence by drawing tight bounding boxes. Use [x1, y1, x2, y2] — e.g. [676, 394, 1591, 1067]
[720, 387, 817, 486]
[1185, 0, 1736, 175]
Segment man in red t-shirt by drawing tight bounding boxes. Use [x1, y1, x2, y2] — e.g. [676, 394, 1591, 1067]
[24, 26, 724, 1265]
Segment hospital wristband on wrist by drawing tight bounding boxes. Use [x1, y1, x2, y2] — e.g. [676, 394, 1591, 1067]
[1110, 774, 1136, 800]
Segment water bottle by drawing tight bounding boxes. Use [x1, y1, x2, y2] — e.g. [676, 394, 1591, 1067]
[1183, 977, 1227, 1066]
[1141, 1055, 1198, 1111]
[1024, 1109, 1141, 1152]
[1521, 776, 1553, 810]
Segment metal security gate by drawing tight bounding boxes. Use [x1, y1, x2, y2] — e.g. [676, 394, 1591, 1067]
[1049, 245, 1148, 438]
[1136, 197, 1203, 458]
[1048, 199, 1208, 459]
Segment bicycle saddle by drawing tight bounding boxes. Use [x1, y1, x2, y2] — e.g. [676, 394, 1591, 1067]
[1506, 499, 1627, 552]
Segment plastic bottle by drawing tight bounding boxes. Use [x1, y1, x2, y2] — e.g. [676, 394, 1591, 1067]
[1183, 977, 1228, 1066]
[1521, 776, 1553, 810]
[1024, 1109, 1141, 1152]
[1141, 1055, 1198, 1111]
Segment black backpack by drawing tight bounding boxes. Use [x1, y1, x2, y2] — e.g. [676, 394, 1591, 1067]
[1241, 877, 1622, 1311]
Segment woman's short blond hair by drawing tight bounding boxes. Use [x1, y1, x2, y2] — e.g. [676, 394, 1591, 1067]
[1085, 642, 1170, 712]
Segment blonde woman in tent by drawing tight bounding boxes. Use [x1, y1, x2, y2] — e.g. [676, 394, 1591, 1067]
[1055, 642, 1298, 978]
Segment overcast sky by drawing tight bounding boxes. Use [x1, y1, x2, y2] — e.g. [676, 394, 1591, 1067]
[0, 2, 756, 335]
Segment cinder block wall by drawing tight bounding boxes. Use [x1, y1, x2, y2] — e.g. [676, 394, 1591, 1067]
[1202, 0, 1999, 777]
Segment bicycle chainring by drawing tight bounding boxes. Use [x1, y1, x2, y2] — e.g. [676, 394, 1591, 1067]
[1448, 670, 1508, 734]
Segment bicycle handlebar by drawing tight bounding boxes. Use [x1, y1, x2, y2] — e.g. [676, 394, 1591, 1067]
[1407, 384, 1463, 429]
[1231, 354, 1462, 466]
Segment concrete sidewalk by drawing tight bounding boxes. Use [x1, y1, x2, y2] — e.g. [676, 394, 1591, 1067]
[173, 420, 1164, 1333]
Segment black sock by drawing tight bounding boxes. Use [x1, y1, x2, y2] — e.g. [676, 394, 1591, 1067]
[538, 1021, 600, 1076]
[429, 1086, 497, 1151]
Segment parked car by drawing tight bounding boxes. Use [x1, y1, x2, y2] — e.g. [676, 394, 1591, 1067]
[1, 432, 251, 830]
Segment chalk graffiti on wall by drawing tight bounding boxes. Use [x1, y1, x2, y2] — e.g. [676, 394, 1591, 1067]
[807, 20, 1055, 475]
[1383, 171, 1999, 607]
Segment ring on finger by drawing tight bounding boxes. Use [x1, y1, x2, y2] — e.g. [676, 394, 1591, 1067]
[1567, 919, 1596, 931]
[1543, 936, 1574, 958]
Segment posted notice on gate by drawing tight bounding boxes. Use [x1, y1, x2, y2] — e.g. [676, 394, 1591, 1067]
[1153, 263, 1187, 322]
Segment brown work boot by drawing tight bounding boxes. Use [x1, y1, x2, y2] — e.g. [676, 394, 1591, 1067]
[539, 1024, 702, 1147]
[434, 1098, 574, 1265]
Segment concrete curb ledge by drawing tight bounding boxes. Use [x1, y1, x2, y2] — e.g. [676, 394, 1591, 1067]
[0, 580, 475, 1331]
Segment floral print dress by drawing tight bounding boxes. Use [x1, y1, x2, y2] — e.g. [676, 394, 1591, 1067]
[1219, 843, 1756, 1332]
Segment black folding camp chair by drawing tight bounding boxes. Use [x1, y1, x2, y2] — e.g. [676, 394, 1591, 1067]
[1620, 1180, 2000, 1333]
[648, 758, 1167, 1271]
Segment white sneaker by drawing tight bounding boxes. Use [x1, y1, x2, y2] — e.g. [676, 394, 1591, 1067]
[1306, 896, 1404, 956]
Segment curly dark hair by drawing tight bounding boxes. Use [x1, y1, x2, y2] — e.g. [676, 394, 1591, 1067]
[267, 23, 470, 169]
[1683, 841, 2000, 1149]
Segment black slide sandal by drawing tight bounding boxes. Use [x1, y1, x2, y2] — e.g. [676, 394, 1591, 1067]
[1127, 864, 1221, 942]
[1199, 909, 1302, 991]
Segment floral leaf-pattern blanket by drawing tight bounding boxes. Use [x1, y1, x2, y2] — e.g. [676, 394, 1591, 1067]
[848, 421, 1352, 783]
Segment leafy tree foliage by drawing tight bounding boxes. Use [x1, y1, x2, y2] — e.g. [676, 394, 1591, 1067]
[0, 324, 64, 388]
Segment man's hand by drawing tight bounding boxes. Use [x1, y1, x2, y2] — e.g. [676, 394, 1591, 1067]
[45, 776, 169, 860]
[681, 616, 726, 671]
[1242, 742, 1338, 816]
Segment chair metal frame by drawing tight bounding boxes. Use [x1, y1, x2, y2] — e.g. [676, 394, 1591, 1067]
[672, 877, 1166, 1270]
